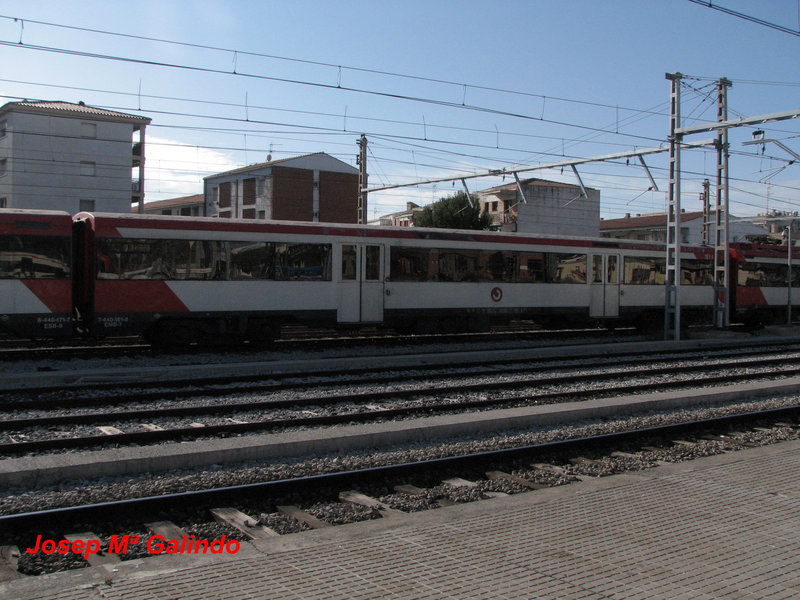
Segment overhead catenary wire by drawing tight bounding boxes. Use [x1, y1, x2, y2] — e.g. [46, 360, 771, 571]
[0, 15, 797, 218]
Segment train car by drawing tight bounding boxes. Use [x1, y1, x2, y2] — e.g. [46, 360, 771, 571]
[72, 212, 732, 346]
[73, 212, 344, 345]
[0, 209, 74, 338]
[3, 210, 795, 345]
[732, 242, 800, 325]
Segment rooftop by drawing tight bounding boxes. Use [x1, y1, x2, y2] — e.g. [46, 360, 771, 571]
[0, 100, 151, 124]
[480, 177, 594, 194]
[138, 195, 203, 212]
[600, 211, 706, 230]
[206, 152, 357, 179]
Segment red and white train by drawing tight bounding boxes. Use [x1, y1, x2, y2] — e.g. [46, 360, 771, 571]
[1, 209, 797, 345]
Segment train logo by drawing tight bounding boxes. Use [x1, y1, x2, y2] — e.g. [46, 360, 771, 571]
[491, 287, 503, 302]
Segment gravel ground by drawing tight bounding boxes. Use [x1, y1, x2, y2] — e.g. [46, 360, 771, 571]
[4, 351, 799, 447]
[2, 392, 799, 519]
[4, 393, 799, 576]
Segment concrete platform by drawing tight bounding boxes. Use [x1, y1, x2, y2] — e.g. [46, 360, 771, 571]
[4, 437, 800, 599]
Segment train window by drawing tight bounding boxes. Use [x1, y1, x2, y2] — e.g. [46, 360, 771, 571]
[184, 241, 218, 280]
[98, 239, 179, 280]
[438, 250, 480, 282]
[390, 247, 433, 282]
[681, 259, 713, 285]
[623, 256, 666, 285]
[389, 248, 591, 285]
[0, 235, 70, 279]
[364, 246, 381, 281]
[229, 241, 277, 280]
[478, 250, 516, 282]
[606, 256, 618, 284]
[517, 252, 546, 283]
[341, 245, 357, 281]
[592, 255, 603, 283]
[547, 253, 587, 284]
[738, 262, 788, 287]
[275, 243, 331, 281]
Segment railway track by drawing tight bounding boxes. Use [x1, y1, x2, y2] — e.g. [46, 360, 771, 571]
[1, 324, 776, 367]
[2, 404, 799, 577]
[0, 324, 642, 363]
[3, 343, 800, 455]
[2, 332, 800, 578]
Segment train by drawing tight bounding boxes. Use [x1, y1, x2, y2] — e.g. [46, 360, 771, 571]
[1, 208, 798, 346]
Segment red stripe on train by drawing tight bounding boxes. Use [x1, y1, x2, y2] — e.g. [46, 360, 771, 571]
[735, 286, 768, 306]
[94, 281, 190, 313]
[21, 280, 72, 313]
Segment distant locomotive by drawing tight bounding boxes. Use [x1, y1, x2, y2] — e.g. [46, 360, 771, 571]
[0, 209, 797, 345]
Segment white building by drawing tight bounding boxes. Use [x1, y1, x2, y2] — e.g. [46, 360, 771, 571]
[0, 101, 151, 214]
[477, 178, 600, 236]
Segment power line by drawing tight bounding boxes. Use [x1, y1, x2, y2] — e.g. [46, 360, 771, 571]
[0, 39, 666, 144]
[0, 13, 668, 118]
[0, 81, 665, 152]
[686, 1, 800, 37]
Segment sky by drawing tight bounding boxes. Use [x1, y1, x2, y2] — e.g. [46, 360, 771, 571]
[0, 0, 798, 221]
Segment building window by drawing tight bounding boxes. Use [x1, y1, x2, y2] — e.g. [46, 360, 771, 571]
[0, 120, 6, 137]
[0, 198, 6, 208]
[218, 183, 231, 208]
[80, 161, 96, 177]
[0, 158, 7, 176]
[79, 199, 95, 212]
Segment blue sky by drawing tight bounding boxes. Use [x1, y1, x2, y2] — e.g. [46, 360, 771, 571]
[0, 0, 798, 220]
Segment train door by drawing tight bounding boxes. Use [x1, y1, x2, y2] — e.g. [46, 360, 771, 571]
[590, 254, 620, 318]
[338, 243, 385, 323]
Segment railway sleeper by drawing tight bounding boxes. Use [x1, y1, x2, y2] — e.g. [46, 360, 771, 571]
[144, 521, 187, 541]
[276, 505, 331, 530]
[442, 477, 478, 488]
[338, 491, 406, 518]
[209, 507, 278, 540]
[610, 451, 639, 459]
[393, 484, 458, 508]
[671, 440, 698, 447]
[531, 462, 592, 482]
[486, 470, 546, 490]
[0, 546, 22, 582]
[393, 484, 427, 496]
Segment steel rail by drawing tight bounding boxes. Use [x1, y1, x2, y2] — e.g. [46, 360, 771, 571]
[2, 353, 798, 428]
[4, 340, 800, 410]
[2, 364, 799, 456]
[2, 405, 799, 535]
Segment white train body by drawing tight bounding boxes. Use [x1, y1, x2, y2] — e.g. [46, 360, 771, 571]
[1, 209, 796, 344]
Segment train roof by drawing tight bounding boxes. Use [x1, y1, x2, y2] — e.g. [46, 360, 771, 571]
[74, 212, 799, 258]
[0, 208, 74, 236]
[81, 212, 669, 250]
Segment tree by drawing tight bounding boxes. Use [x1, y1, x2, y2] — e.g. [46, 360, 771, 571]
[415, 191, 493, 230]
